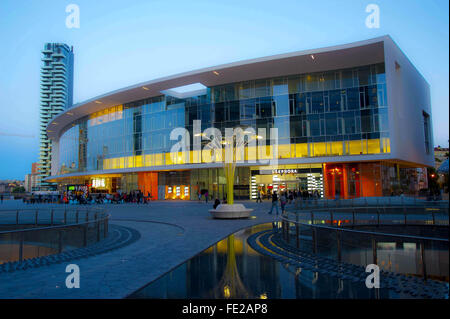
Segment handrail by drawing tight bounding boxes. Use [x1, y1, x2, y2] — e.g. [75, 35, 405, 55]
[289, 206, 449, 213]
[0, 207, 107, 231]
[0, 213, 110, 235]
[278, 207, 449, 281]
[0, 208, 107, 215]
[293, 197, 449, 210]
[0, 207, 110, 263]
[291, 205, 448, 211]
[285, 204, 448, 228]
[280, 214, 449, 242]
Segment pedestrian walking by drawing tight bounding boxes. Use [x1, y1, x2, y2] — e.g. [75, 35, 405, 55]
[268, 191, 279, 215]
[205, 190, 209, 204]
[335, 189, 340, 201]
[280, 192, 287, 214]
[256, 190, 262, 203]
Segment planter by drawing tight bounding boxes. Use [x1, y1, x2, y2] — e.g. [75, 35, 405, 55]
[209, 204, 253, 219]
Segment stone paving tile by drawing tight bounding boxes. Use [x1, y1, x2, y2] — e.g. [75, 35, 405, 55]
[0, 200, 275, 298]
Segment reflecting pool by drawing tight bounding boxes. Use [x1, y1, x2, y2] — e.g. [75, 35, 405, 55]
[130, 223, 399, 299]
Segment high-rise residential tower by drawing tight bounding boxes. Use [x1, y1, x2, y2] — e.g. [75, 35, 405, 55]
[38, 43, 74, 190]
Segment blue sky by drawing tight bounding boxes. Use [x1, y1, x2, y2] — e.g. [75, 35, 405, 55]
[0, 0, 448, 180]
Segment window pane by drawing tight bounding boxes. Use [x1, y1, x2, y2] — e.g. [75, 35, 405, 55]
[347, 88, 360, 110]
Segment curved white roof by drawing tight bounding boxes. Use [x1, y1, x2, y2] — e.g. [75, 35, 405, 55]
[47, 36, 389, 140]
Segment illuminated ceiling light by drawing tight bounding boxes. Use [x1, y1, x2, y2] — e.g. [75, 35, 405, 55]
[94, 100, 102, 104]
[310, 54, 315, 60]
[52, 122, 58, 125]
[251, 135, 263, 140]
[213, 71, 220, 76]
[47, 130, 53, 133]
[142, 86, 149, 90]
[67, 112, 73, 115]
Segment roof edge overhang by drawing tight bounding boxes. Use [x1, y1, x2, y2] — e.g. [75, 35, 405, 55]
[47, 35, 391, 140]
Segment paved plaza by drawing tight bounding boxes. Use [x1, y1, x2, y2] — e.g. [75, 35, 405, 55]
[0, 198, 448, 299]
[0, 199, 277, 298]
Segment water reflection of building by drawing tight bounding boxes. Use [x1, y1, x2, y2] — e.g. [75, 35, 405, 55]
[130, 225, 394, 298]
[183, 228, 281, 298]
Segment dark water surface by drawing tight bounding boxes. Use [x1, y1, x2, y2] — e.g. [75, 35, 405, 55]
[130, 223, 399, 299]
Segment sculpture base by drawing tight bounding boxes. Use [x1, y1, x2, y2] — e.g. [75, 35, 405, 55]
[209, 204, 253, 219]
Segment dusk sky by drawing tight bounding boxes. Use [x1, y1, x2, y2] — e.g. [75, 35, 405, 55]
[0, 0, 448, 180]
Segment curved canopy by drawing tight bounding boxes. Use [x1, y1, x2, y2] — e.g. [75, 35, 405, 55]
[46, 36, 389, 141]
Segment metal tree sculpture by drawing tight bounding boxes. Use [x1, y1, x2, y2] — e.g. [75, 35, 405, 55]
[202, 128, 257, 205]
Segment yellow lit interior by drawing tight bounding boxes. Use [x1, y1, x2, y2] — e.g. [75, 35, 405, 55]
[89, 105, 123, 126]
[348, 140, 363, 155]
[102, 138, 390, 170]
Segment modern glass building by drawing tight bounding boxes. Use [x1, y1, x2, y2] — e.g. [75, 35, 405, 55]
[39, 43, 74, 190]
[45, 36, 433, 200]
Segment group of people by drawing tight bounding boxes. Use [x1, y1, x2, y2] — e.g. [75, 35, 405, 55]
[23, 190, 153, 205]
[198, 190, 228, 205]
[256, 189, 321, 205]
[265, 189, 322, 215]
[197, 190, 210, 203]
[267, 191, 289, 215]
[62, 190, 152, 205]
[24, 193, 59, 204]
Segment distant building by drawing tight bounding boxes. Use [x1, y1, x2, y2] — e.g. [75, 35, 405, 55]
[32, 162, 40, 174]
[38, 43, 74, 191]
[0, 180, 22, 193]
[25, 162, 41, 192]
[434, 146, 449, 169]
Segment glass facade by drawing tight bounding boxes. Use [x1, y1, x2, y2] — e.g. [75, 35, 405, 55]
[53, 62, 426, 200]
[58, 63, 389, 175]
